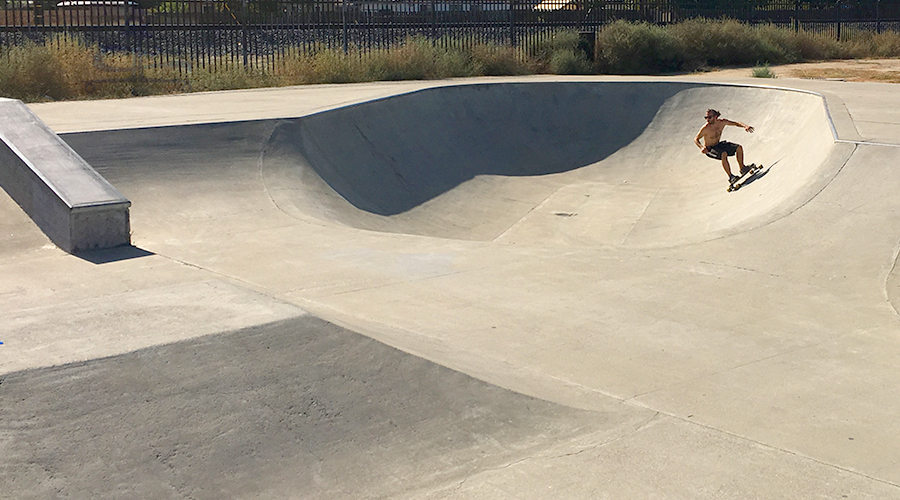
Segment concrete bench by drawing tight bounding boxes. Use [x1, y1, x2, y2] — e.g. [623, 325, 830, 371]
[0, 98, 131, 253]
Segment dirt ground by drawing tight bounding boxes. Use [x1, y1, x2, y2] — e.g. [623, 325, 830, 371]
[702, 58, 900, 83]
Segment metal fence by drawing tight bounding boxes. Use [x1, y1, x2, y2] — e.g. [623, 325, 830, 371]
[3, 0, 900, 72]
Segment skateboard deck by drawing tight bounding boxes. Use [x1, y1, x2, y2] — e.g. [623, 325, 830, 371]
[727, 163, 762, 192]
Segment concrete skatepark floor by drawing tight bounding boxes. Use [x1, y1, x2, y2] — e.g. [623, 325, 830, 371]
[3, 73, 900, 498]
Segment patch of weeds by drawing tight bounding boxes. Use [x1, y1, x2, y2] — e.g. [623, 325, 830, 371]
[751, 62, 777, 78]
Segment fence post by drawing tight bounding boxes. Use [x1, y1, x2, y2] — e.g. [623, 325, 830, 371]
[126, 1, 133, 57]
[241, 0, 249, 69]
[794, 0, 799, 33]
[33, 0, 44, 26]
[430, 0, 437, 43]
[877, 0, 882, 34]
[509, 0, 516, 47]
[342, 0, 348, 54]
[835, 0, 841, 41]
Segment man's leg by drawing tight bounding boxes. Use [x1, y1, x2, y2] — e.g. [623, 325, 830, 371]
[736, 145, 748, 172]
[720, 153, 733, 177]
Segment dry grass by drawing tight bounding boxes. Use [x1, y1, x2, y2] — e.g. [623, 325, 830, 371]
[792, 67, 900, 83]
[0, 35, 549, 101]
[0, 34, 195, 101]
[699, 57, 900, 83]
[0, 29, 591, 101]
[5, 23, 900, 102]
[594, 19, 861, 74]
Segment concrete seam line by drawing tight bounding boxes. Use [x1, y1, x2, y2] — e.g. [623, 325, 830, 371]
[885, 235, 900, 319]
[837, 139, 900, 148]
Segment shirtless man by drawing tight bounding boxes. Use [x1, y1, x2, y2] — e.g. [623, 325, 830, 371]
[694, 109, 755, 185]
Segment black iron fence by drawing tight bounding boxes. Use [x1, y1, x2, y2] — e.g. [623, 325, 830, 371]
[2, 0, 900, 71]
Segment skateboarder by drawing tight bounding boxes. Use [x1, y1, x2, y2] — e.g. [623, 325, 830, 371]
[694, 109, 755, 185]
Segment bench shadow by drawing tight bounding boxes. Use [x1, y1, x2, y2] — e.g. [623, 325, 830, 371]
[74, 245, 155, 265]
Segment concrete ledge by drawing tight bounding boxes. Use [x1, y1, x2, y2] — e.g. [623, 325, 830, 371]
[0, 98, 130, 253]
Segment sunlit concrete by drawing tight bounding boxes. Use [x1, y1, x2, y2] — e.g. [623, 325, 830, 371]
[3, 75, 900, 499]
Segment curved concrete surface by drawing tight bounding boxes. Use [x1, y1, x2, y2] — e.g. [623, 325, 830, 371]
[263, 82, 850, 246]
[4, 77, 900, 499]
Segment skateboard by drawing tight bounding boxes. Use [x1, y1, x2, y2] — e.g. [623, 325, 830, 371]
[727, 163, 762, 192]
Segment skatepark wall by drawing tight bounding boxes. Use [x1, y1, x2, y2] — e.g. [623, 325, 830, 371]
[0, 99, 131, 253]
[49, 81, 849, 250]
[262, 82, 696, 241]
[260, 82, 852, 247]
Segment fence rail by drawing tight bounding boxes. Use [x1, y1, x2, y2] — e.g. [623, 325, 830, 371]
[3, 0, 900, 71]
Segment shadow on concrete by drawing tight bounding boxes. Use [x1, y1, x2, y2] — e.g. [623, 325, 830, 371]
[741, 164, 774, 190]
[0, 315, 619, 499]
[74, 245, 155, 264]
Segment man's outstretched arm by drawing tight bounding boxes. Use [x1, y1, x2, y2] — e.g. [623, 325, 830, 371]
[722, 118, 754, 133]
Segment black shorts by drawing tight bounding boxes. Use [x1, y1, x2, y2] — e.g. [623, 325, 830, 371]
[705, 141, 739, 160]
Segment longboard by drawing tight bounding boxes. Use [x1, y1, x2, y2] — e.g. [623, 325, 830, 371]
[727, 164, 762, 192]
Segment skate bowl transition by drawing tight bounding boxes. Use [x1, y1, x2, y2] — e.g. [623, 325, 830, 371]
[55, 82, 851, 249]
[258, 82, 848, 247]
[11, 78, 900, 498]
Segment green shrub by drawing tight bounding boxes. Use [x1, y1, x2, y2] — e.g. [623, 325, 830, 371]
[793, 29, 847, 60]
[595, 20, 680, 74]
[470, 44, 531, 76]
[668, 18, 785, 68]
[433, 48, 476, 78]
[548, 50, 593, 75]
[529, 29, 582, 60]
[593, 19, 868, 75]
[754, 24, 803, 63]
[281, 49, 367, 84]
[279, 39, 477, 84]
[0, 35, 190, 100]
[365, 37, 438, 81]
[845, 30, 900, 58]
[7, 20, 900, 103]
[529, 30, 592, 74]
[0, 42, 69, 100]
[0, 35, 114, 100]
